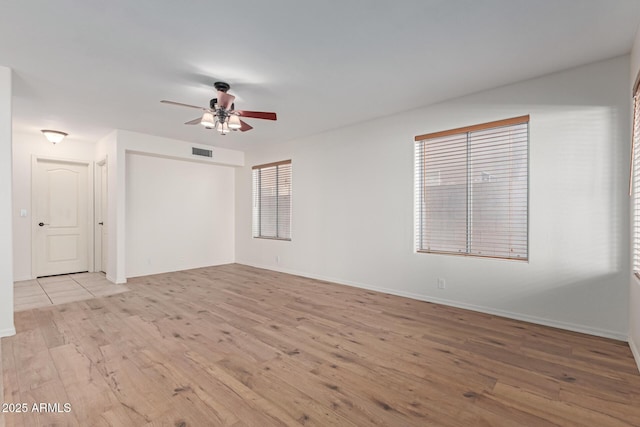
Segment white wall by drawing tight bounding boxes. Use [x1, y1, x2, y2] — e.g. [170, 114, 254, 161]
[12, 132, 97, 281]
[0, 66, 15, 337]
[110, 130, 243, 282]
[125, 153, 235, 277]
[236, 55, 631, 340]
[629, 27, 640, 370]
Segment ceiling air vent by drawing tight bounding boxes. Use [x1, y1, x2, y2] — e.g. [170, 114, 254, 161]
[192, 147, 212, 158]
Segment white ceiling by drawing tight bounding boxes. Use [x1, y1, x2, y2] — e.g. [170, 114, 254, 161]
[1, 0, 640, 150]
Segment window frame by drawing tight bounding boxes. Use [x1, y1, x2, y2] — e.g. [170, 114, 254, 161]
[631, 75, 640, 278]
[252, 159, 292, 241]
[414, 115, 530, 261]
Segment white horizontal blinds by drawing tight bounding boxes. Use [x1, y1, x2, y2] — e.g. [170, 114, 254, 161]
[416, 133, 468, 253]
[468, 123, 528, 259]
[633, 91, 640, 274]
[258, 165, 278, 237]
[415, 116, 529, 260]
[252, 160, 292, 240]
[277, 163, 292, 239]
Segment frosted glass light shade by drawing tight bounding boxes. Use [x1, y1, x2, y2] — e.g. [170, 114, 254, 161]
[201, 112, 215, 127]
[228, 114, 241, 129]
[41, 130, 68, 144]
[215, 121, 230, 134]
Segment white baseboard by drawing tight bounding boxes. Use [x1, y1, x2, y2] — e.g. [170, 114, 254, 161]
[107, 274, 127, 285]
[0, 326, 16, 338]
[239, 262, 627, 341]
[13, 275, 32, 282]
[629, 336, 640, 374]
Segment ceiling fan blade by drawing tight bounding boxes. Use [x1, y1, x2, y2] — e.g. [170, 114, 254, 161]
[184, 117, 202, 125]
[161, 100, 206, 110]
[217, 91, 235, 110]
[239, 120, 253, 132]
[236, 110, 277, 121]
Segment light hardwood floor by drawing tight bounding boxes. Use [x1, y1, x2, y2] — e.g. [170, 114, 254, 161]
[2, 264, 640, 426]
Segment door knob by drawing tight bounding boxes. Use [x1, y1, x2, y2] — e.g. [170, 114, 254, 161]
[38, 222, 49, 227]
[98, 222, 104, 225]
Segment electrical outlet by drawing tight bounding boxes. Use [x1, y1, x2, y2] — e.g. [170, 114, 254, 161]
[275, 255, 280, 264]
[437, 278, 446, 289]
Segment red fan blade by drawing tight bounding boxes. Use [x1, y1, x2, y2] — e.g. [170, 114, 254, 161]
[236, 110, 277, 121]
[217, 91, 235, 110]
[239, 120, 253, 132]
[184, 117, 202, 125]
[161, 100, 206, 110]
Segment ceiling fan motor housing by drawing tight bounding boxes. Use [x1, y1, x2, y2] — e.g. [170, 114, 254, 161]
[213, 81, 230, 92]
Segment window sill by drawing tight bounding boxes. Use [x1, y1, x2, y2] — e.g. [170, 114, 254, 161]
[253, 236, 291, 242]
[416, 249, 528, 262]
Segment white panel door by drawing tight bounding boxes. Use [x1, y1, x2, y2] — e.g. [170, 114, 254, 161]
[34, 159, 89, 277]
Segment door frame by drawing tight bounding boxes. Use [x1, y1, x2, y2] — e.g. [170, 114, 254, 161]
[31, 155, 95, 279]
[94, 157, 107, 273]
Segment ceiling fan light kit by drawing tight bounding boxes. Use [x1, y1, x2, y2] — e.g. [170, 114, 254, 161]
[161, 81, 277, 136]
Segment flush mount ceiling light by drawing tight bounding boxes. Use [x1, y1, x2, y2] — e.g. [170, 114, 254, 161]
[41, 130, 68, 144]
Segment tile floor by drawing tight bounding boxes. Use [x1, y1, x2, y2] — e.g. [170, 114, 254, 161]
[14, 272, 130, 311]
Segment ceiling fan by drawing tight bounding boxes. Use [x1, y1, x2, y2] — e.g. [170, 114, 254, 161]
[161, 82, 277, 135]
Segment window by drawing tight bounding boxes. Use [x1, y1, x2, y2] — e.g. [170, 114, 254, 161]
[252, 160, 292, 240]
[414, 116, 529, 260]
[633, 85, 640, 276]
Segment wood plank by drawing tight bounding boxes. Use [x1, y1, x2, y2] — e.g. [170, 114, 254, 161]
[49, 344, 120, 425]
[1, 340, 24, 427]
